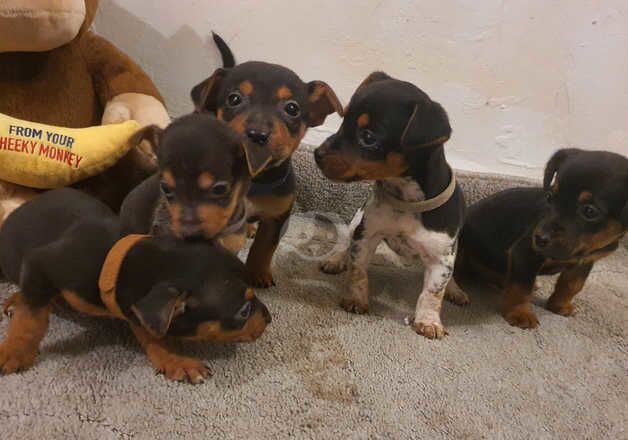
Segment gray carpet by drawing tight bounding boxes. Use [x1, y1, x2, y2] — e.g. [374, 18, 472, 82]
[1, 147, 626, 439]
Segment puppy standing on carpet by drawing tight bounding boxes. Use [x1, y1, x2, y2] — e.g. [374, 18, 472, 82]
[315, 72, 466, 339]
[190, 34, 343, 287]
[120, 112, 251, 253]
[448, 149, 628, 328]
[0, 188, 270, 383]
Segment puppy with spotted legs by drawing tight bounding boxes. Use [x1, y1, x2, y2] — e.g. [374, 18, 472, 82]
[315, 72, 467, 339]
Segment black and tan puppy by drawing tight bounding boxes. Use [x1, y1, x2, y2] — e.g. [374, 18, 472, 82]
[190, 33, 343, 287]
[315, 72, 466, 339]
[120, 112, 250, 253]
[448, 149, 628, 329]
[0, 188, 270, 383]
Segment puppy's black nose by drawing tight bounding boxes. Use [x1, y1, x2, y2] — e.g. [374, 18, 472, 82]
[246, 129, 270, 146]
[534, 233, 550, 249]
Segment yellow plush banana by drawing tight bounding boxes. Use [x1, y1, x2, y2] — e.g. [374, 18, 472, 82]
[0, 112, 141, 189]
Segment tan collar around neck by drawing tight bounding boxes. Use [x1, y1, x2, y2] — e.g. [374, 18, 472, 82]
[376, 168, 457, 213]
[98, 234, 150, 319]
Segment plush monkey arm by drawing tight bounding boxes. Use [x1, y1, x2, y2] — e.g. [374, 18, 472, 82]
[79, 31, 170, 129]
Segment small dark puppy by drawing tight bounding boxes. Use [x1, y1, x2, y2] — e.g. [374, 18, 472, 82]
[190, 33, 343, 287]
[120, 113, 250, 253]
[448, 149, 628, 329]
[0, 188, 270, 383]
[315, 72, 466, 339]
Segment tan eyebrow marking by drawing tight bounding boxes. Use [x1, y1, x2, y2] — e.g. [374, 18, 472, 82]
[198, 172, 215, 190]
[239, 80, 254, 96]
[162, 169, 175, 187]
[578, 191, 593, 203]
[357, 113, 370, 128]
[276, 86, 293, 100]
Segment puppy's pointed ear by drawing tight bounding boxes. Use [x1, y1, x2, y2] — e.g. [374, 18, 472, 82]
[130, 125, 163, 157]
[241, 142, 273, 177]
[131, 283, 186, 338]
[356, 71, 392, 93]
[543, 148, 582, 190]
[306, 81, 343, 127]
[191, 68, 227, 113]
[401, 101, 451, 149]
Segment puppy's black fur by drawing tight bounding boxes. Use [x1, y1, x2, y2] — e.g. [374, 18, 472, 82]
[453, 149, 628, 328]
[120, 113, 250, 252]
[190, 34, 343, 287]
[0, 188, 269, 382]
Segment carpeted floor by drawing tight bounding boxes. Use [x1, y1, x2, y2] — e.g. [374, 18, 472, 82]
[0, 157, 626, 439]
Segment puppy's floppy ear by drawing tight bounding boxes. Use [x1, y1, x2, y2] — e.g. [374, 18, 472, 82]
[400, 100, 451, 149]
[191, 68, 227, 113]
[543, 148, 582, 190]
[306, 81, 343, 127]
[130, 124, 163, 157]
[241, 142, 273, 177]
[356, 71, 392, 93]
[131, 283, 186, 338]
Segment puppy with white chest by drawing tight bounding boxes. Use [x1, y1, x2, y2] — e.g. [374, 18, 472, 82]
[314, 72, 466, 339]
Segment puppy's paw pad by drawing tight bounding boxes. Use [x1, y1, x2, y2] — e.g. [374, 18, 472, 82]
[320, 259, 347, 274]
[161, 356, 212, 384]
[340, 299, 369, 314]
[413, 321, 446, 339]
[444, 287, 470, 306]
[0, 343, 37, 374]
[547, 301, 576, 317]
[504, 308, 539, 329]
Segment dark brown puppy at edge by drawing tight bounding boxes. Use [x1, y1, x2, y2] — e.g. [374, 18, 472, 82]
[447, 149, 628, 329]
[0, 188, 270, 384]
[120, 112, 251, 254]
[190, 33, 343, 287]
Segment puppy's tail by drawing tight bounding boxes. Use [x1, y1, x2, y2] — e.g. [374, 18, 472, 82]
[212, 32, 236, 68]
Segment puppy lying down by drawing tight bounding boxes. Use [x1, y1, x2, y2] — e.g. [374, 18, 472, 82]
[0, 188, 270, 384]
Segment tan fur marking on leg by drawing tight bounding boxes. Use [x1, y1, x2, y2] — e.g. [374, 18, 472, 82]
[502, 284, 539, 329]
[546, 264, 591, 316]
[0, 293, 50, 374]
[130, 324, 210, 384]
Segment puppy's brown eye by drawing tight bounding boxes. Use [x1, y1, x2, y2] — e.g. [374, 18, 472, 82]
[284, 100, 300, 117]
[545, 192, 553, 203]
[359, 129, 377, 148]
[160, 181, 174, 199]
[237, 301, 253, 320]
[579, 204, 601, 221]
[227, 92, 243, 108]
[210, 181, 231, 197]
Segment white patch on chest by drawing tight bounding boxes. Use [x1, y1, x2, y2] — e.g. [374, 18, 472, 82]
[361, 178, 456, 263]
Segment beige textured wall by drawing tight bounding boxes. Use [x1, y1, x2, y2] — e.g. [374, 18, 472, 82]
[94, 0, 628, 178]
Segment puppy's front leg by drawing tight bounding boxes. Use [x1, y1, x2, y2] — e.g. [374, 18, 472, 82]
[0, 293, 51, 374]
[414, 251, 455, 339]
[546, 263, 593, 316]
[246, 210, 291, 288]
[130, 325, 210, 384]
[341, 221, 382, 314]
